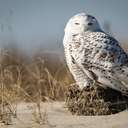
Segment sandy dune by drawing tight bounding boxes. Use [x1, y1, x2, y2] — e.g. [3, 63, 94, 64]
[0, 102, 128, 128]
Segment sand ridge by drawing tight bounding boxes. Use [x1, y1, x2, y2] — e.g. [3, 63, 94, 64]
[0, 102, 128, 128]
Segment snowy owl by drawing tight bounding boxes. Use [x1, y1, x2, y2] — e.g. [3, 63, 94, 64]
[63, 13, 128, 94]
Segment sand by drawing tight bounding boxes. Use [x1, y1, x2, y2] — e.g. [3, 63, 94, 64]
[0, 102, 128, 128]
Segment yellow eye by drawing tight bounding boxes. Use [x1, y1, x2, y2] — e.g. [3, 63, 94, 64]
[75, 23, 80, 25]
[88, 22, 93, 26]
[92, 16, 95, 19]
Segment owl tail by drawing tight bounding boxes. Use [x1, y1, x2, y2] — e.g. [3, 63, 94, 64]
[97, 75, 128, 95]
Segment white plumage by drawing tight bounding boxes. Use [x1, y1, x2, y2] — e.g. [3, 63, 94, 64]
[63, 13, 128, 94]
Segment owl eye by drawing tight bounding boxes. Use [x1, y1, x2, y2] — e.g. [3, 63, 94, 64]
[92, 16, 95, 19]
[88, 22, 93, 26]
[75, 22, 80, 25]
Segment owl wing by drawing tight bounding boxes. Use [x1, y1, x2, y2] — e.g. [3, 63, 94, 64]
[70, 32, 128, 93]
[70, 32, 128, 70]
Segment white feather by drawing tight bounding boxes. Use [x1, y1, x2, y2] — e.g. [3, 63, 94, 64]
[63, 13, 128, 94]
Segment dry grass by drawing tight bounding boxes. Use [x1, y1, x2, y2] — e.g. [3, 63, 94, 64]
[65, 84, 128, 116]
[0, 46, 73, 125]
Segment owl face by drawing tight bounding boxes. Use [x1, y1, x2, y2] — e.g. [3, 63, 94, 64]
[65, 13, 101, 35]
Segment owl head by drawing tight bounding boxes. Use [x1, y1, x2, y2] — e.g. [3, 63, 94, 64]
[65, 13, 101, 35]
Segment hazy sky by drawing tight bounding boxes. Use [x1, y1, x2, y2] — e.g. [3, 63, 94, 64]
[0, 0, 128, 51]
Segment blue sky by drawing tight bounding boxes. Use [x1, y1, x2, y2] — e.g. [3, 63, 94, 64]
[0, 0, 128, 51]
